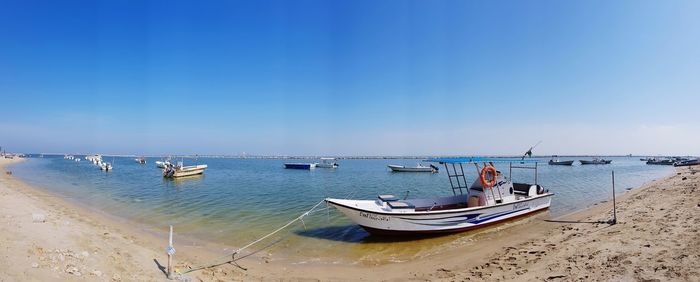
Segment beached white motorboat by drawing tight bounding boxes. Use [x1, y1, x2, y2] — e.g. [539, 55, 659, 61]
[327, 158, 552, 235]
[388, 164, 438, 173]
[163, 161, 207, 178]
[316, 158, 339, 168]
[674, 158, 699, 167]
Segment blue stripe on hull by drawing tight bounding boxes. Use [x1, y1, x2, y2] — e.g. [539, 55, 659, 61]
[284, 164, 312, 169]
[400, 208, 528, 227]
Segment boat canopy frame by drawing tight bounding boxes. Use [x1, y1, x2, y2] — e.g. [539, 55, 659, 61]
[427, 158, 540, 196]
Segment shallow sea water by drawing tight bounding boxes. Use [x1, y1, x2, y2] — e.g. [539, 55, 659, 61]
[11, 156, 671, 263]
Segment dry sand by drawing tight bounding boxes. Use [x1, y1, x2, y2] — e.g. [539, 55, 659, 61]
[1, 157, 698, 281]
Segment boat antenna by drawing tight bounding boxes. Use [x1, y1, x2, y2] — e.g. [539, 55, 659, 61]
[521, 141, 542, 160]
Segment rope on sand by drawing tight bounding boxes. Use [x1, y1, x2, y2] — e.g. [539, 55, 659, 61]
[180, 199, 327, 274]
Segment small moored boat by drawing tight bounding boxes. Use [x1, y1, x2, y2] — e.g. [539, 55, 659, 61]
[316, 158, 339, 168]
[327, 158, 553, 235]
[646, 158, 674, 165]
[100, 162, 113, 171]
[135, 157, 146, 164]
[155, 160, 171, 168]
[548, 156, 574, 166]
[674, 158, 699, 167]
[163, 161, 207, 178]
[388, 164, 438, 173]
[284, 163, 317, 170]
[579, 158, 612, 165]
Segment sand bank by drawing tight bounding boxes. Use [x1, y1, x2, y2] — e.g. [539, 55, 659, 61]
[1, 157, 698, 281]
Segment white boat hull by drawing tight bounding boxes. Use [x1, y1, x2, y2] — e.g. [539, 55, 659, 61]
[326, 194, 552, 235]
[388, 165, 436, 173]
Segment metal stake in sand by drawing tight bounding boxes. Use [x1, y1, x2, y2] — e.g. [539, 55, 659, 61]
[166, 225, 176, 279]
[611, 171, 617, 225]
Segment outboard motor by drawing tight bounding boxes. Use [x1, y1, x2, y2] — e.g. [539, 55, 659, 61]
[163, 164, 175, 177]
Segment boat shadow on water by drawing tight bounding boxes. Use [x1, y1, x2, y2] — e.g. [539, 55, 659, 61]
[294, 224, 455, 244]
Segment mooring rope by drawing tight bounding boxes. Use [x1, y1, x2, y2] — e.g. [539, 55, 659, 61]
[180, 199, 327, 274]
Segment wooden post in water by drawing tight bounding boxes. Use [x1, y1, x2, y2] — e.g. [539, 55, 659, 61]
[611, 171, 617, 225]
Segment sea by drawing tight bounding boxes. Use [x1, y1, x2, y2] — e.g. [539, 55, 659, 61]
[9, 156, 672, 264]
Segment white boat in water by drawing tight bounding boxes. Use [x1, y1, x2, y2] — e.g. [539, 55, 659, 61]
[387, 163, 438, 173]
[85, 154, 102, 165]
[316, 158, 339, 168]
[100, 162, 112, 171]
[327, 158, 553, 235]
[579, 158, 612, 165]
[163, 161, 207, 178]
[548, 156, 574, 166]
[155, 160, 171, 168]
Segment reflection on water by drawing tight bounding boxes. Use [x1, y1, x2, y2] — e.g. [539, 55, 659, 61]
[10, 156, 672, 263]
[163, 174, 206, 187]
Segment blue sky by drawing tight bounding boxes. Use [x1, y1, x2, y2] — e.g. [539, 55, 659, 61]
[1, 0, 699, 156]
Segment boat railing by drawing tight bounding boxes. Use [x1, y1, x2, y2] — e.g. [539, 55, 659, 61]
[509, 162, 538, 185]
[428, 158, 541, 204]
[443, 162, 469, 195]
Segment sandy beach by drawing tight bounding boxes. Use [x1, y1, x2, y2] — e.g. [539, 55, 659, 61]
[1, 157, 698, 281]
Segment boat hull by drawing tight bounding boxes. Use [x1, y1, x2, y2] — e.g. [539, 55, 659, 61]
[171, 168, 206, 177]
[673, 159, 698, 167]
[284, 163, 316, 169]
[326, 194, 552, 235]
[580, 160, 612, 165]
[548, 160, 574, 166]
[387, 165, 435, 172]
[646, 160, 674, 165]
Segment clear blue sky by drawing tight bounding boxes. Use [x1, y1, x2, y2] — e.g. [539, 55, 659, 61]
[1, 0, 699, 156]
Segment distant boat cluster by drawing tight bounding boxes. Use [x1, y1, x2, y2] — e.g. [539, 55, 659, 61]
[62, 154, 209, 178]
[71, 154, 113, 171]
[641, 156, 699, 167]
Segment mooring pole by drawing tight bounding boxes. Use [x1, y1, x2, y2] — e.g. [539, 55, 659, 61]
[167, 225, 174, 279]
[611, 171, 617, 225]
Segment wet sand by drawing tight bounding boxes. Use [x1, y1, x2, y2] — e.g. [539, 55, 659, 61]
[1, 157, 698, 281]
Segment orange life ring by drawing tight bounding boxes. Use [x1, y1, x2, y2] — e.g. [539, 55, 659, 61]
[480, 166, 497, 188]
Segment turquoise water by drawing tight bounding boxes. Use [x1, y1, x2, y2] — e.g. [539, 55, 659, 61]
[10, 156, 671, 262]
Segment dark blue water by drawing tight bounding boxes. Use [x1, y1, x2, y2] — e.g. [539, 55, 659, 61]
[10, 156, 672, 262]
